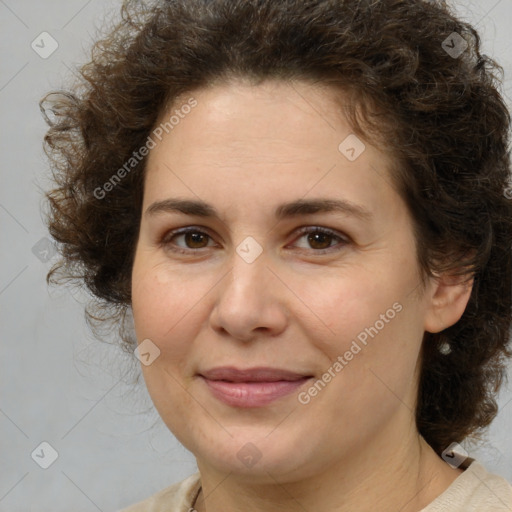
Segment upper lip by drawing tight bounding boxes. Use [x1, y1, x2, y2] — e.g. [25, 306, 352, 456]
[199, 366, 312, 382]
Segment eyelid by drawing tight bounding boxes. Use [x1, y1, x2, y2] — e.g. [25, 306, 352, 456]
[159, 226, 218, 251]
[289, 226, 349, 253]
[293, 225, 348, 242]
[159, 225, 350, 254]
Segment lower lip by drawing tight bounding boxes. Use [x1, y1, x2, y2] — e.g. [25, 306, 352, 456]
[200, 376, 312, 408]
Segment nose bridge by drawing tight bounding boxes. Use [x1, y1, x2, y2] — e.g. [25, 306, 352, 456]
[225, 237, 270, 305]
[210, 236, 288, 339]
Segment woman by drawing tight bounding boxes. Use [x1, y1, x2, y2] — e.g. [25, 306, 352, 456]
[41, 0, 512, 510]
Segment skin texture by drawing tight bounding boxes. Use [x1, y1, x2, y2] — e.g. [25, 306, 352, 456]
[131, 80, 473, 512]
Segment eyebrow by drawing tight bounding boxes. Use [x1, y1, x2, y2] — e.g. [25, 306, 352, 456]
[145, 197, 372, 221]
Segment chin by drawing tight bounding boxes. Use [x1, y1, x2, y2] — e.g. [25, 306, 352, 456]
[192, 430, 321, 482]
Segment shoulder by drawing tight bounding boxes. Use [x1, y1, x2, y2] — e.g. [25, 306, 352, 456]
[118, 472, 201, 512]
[422, 460, 512, 511]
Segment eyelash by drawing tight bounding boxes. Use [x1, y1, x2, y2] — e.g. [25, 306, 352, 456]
[159, 226, 349, 255]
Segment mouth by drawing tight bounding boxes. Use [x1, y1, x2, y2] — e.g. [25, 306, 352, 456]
[198, 367, 314, 408]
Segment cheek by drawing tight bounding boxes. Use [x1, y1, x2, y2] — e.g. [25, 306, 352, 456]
[131, 264, 206, 421]
[300, 269, 407, 354]
[306, 291, 422, 437]
[302, 260, 423, 395]
[131, 260, 222, 375]
[132, 261, 199, 336]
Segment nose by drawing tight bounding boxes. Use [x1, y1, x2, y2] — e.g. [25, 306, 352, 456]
[209, 245, 289, 342]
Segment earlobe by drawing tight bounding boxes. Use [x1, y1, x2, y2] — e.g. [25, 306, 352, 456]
[423, 273, 474, 334]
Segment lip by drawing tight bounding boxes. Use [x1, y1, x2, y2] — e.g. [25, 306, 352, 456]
[198, 366, 313, 408]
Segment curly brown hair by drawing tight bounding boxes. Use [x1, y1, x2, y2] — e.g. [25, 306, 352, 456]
[41, 0, 512, 456]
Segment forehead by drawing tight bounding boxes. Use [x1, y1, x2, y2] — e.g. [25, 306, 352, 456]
[150, 79, 365, 161]
[142, 80, 400, 221]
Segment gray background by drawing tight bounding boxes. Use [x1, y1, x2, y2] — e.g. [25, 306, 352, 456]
[1, 1, 511, 510]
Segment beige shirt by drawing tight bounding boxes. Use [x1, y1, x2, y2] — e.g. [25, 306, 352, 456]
[119, 460, 512, 511]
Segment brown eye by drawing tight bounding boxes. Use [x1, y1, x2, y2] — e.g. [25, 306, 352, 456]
[160, 225, 348, 256]
[182, 231, 210, 249]
[160, 227, 215, 253]
[292, 227, 348, 253]
[306, 231, 334, 250]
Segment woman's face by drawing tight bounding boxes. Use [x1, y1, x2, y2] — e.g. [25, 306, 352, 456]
[131, 79, 440, 481]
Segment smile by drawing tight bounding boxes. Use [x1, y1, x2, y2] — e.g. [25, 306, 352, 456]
[198, 367, 314, 408]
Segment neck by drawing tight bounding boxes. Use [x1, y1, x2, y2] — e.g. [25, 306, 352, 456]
[193, 422, 462, 512]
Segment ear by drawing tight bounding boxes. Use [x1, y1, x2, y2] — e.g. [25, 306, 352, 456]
[423, 272, 474, 334]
